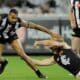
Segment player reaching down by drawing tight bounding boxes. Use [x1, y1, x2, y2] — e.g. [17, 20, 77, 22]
[33, 40, 80, 80]
[0, 8, 62, 78]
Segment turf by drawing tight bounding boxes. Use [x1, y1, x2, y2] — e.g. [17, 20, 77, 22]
[0, 56, 75, 80]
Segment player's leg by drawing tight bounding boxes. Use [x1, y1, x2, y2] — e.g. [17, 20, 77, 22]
[76, 71, 80, 80]
[10, 39, 47, 78]
[71, 37, 80, 56]
[0, 44, 6, 61]
[0, 44, 8, 74]
[76, 77, 80, 80]
[78, 38, 80, 56]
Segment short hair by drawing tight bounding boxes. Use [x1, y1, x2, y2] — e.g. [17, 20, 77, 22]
[9, 9, 18, 14]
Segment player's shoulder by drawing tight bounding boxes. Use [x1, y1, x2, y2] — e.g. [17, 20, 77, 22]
[0, 13, 8, 19]
[0, 13, 8, 21]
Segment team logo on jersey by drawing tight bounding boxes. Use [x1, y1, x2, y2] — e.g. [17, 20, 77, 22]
[60, 55, 70, 66]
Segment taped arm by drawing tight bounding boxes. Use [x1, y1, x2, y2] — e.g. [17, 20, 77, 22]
[21, 20, 63, 41]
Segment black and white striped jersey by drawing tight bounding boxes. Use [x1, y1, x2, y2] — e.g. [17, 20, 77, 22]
[70, 0, 80, 28]
[0, 14, 22, 39]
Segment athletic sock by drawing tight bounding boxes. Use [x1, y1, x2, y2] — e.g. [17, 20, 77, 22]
[35, 70, 47, 78]
[0, 60, 8, 74]
[35, 70, 42, 76]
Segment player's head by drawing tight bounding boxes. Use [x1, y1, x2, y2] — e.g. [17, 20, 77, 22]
[8, 9, 18, 24]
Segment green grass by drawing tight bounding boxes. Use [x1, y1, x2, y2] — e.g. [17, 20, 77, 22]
[0, 56, 75, 80]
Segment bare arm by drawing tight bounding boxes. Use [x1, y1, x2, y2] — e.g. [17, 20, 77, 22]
[34, 40, 65, 48]
[21, 20, 63, 41]
[21, 20, 52, 35]
[34, 40, 71, 49]
[31, 57, 56, 66]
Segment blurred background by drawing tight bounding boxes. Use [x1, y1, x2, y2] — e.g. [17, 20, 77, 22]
[0, 0, 71, 55]
[0, 1, 76, 80]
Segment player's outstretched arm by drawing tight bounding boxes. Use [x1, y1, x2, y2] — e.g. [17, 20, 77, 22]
[21, 20, 63, 41]
[21, 20, 52, 35]
[34, 40, 64, 48]
[34, 40, 71, 49]
[31, 57, 56, 66]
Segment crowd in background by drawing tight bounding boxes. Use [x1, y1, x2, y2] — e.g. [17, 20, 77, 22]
[0, 0, 70, 52]
[0, 0, 69, 15]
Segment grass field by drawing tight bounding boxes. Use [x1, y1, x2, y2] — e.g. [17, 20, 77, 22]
[0, 56, 75, 80]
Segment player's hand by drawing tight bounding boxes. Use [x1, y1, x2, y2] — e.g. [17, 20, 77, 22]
[34, 41, 40, 48]
[51, 32, 64, 42]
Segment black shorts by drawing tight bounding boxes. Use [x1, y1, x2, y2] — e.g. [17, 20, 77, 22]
[0, 34, 18, 44]
[72, 28, 80, 37]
